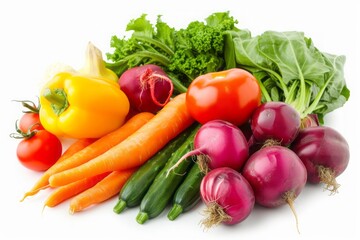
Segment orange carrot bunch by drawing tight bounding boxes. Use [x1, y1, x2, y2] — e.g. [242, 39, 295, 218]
[21, 93, 194, 214]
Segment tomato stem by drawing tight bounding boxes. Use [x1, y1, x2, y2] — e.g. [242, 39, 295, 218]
[9, 120, 37, 139]
[13, 99, 40, 113]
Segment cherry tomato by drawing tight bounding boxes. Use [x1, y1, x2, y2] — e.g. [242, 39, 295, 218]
[186, 68, 261, 126]
[14, 99, 44, 132]
[18, 112, 44, 132]
[16, 130, 62, 171]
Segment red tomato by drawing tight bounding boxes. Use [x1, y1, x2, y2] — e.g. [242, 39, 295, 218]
[16, 130, 62, 171]
[18, 112, 44, 132]
[186, 68, 261, 126]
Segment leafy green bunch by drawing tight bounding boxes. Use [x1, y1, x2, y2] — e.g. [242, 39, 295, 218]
[228, 30, 350, 121]
[106, 12, 238, 93]
[106, 12, 350, 122]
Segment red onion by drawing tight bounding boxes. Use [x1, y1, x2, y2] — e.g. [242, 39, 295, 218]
[242, 145, 307, 232]
[200, 167, 255, 228]
[250, 102, 301, 146]
[167, 120, 249, 175]
[119, 64, 173, 114]
[291, 126, 350, 193]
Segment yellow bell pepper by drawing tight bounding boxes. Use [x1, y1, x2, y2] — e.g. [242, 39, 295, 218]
[39, 72, 130, 139]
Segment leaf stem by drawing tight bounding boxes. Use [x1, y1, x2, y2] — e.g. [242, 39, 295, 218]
[134, 36, 174, 56]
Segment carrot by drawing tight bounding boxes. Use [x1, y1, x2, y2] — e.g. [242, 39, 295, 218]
[49, 93, 194, 187]
[43, 172, 110, 208]
[69, 169, 136, 214]
[22, 111, 153, 199]
[61, 138, 98, 161]
[20, 138, 97, 201]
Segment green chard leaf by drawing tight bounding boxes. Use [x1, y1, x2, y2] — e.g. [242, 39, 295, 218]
[233, 31, 290, 100]
[233, 29, 349, 120]
[258, 31, 331, 85]
[233, 32, 268, 70]
[256, 31, 329, 115]
[312, 53, 350, 115]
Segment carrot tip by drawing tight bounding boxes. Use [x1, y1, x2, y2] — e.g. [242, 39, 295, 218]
[20, 191, 36, 202]
[19, 195, 27, 202]
[20, 184, 51, 202]
[41, 205, 47, 215]
[69, 207, 75, 215]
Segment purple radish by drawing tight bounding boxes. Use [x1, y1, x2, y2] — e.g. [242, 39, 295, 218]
[291, 126, 350, 194]
[167, 120, 249, 175]
[242, 145, 307, 232]
[119, 64, 173, 114]
[200, 167, 255, 228]
[250, 102, 301, 146]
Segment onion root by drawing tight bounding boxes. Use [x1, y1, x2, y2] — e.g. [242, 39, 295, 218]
[283, 191, 300, 234]
[201, 201, 232, 229]
[317, 165, 340, 194]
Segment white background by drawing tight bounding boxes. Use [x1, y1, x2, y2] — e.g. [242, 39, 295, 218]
[0, 0, 359, 239]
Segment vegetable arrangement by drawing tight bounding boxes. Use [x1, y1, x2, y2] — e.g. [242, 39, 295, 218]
[12, 11, 351, 233]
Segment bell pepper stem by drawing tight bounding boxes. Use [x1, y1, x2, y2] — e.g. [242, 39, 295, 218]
[43, 88, 69, 115]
